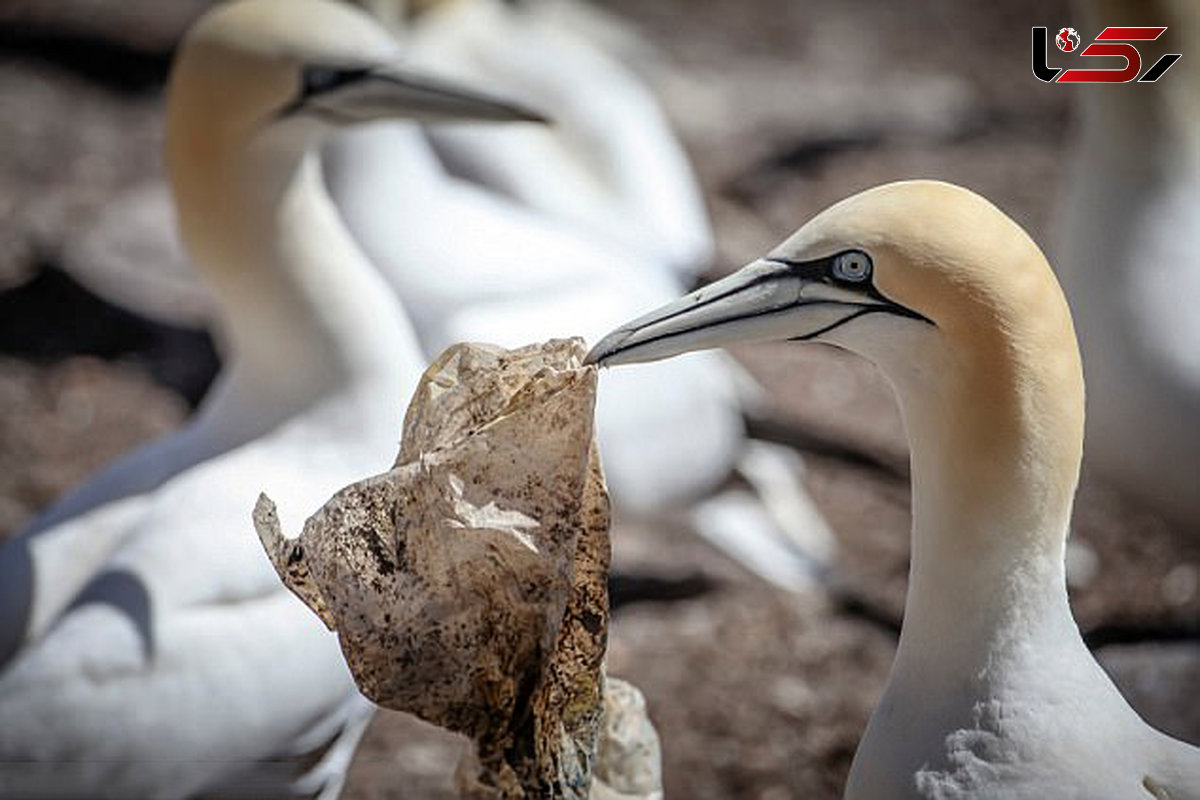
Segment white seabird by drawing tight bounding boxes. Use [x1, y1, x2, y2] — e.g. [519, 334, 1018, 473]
[0, 1, 541, 797]
[587, 180, 1200, 799]
[1056, 3, 1200, 530]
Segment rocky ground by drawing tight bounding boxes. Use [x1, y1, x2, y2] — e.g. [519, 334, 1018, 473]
[0, 1, 1197, 799]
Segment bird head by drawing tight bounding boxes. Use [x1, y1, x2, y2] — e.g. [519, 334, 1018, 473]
[588, 181, 1085, 523]
[164, 0, 543, 267]
[165, 0, 542, 177]
[589, 182, 1074, 365]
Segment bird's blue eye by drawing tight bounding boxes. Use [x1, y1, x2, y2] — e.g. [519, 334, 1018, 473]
[832, 251, 872, 283]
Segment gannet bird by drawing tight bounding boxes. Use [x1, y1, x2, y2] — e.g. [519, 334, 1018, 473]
[54, 0, 681, 326]
[1056, 0, 1200, 529]
[0, 1, 540, 796]
[588, 181, 1200, 799]
[407, 0, 714, 278]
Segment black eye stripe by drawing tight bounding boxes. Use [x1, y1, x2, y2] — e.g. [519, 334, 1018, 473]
[276, 65, 373, 119]
[773, 249, 870, 285]
[299, 66, 371, 98]
[771, 250, 929, 325]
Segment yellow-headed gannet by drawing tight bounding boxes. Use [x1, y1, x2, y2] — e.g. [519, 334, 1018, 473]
[324, 0, 834, 587]
[1057, 0, 1200, 529]
[587, 180, 1200, 799]
[0, 1, 541, 797]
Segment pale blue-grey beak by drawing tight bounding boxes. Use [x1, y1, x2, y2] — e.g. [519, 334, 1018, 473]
[290, 63, 548, 124]
[586, 254, 925, 367]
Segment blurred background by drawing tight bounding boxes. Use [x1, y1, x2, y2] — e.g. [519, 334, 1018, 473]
[0, 0, 1197, 798]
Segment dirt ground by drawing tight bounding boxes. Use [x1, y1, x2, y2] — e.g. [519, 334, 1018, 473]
[0, 1, 1197, 799]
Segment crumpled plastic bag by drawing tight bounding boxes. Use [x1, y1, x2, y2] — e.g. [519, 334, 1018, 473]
[254, 338, 660, 799]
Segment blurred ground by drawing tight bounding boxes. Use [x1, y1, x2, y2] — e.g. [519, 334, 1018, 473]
[0, 1, 1197, 799]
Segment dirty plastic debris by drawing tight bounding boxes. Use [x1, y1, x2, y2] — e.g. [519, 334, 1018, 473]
[254, 338, 661, 799]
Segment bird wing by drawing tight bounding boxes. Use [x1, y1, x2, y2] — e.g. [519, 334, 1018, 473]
[0, 410, 384, 799]
[60, 182, 214, 327]
[0, 419, 239, 668]
[0, 491, 149, 670]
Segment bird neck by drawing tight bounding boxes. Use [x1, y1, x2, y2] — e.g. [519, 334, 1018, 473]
[172, 137, 419, 429]
[882, 312, 1086, 684]
[845, 308, 1125, 795]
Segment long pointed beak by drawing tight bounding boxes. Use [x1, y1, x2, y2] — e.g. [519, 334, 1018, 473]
[301, 65, 548, 125]
[585, 258, 901, 367]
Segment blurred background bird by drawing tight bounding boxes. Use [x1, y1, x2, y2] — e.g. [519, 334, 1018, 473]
[0, 0, 546, 796]
[0, 0, 1197, 797]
